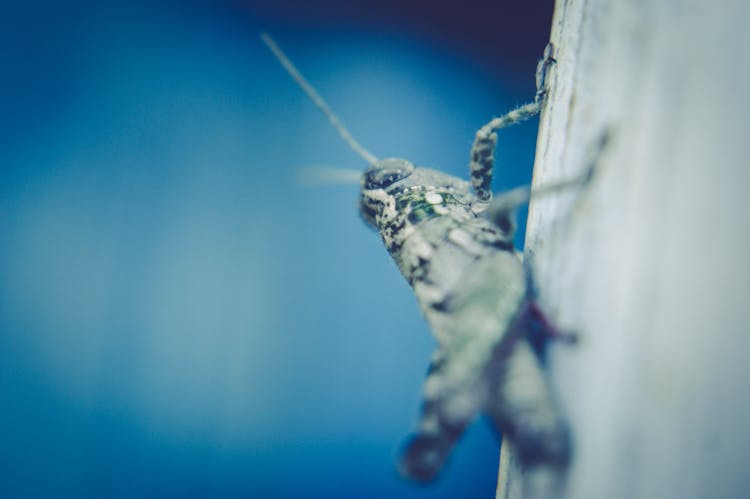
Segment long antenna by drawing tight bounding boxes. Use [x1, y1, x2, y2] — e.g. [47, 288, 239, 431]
[295, 166, 363, 186]
[260, 32, 379, 166]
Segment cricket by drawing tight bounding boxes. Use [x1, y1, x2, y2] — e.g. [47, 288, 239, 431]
[261, 33, 573, 496]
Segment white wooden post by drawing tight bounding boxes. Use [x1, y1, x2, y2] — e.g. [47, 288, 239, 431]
[498, 0, 750, 498]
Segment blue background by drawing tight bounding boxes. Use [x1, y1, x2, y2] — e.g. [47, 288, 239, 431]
[0, 2, 551, 497]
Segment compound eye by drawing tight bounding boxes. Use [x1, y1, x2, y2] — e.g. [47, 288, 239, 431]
[363, 158, 415, 189]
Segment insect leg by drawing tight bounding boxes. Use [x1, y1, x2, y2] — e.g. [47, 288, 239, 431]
[526, 301, 578, 344]
[481, 133, 604, 233]
[534, 43, 557, 105]
[469, 103, 540, 201]
[400, 251, 529, 482]
[482, 185, 531, 235]
[398, 349, 479, 482]
[469, 44, 557, 201]
[485, 339, 571, 498]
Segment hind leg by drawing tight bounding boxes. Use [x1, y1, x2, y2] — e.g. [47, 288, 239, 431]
[398, 349, 482, 482]
[486, 339, 571, 499]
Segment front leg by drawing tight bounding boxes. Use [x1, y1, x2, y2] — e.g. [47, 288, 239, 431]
[469, 103, 539, 201]
[469, 43, 556, 201]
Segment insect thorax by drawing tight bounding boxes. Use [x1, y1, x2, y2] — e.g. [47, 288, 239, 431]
[359, 164, 517, 291]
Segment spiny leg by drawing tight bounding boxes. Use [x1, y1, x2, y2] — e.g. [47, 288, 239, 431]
[469, 43, 556, 201]
[469, 103, 540, 201]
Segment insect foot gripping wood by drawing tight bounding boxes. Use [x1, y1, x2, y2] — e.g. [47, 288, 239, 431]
[261, 33, 571, 498]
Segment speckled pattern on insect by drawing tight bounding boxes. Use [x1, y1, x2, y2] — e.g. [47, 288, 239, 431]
[262, 34, 571, 496]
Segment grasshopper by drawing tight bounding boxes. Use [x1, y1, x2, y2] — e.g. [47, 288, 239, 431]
[262, 33, 572, 493]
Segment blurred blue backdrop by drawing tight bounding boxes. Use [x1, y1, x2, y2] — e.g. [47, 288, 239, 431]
[0, 1, 551, 497]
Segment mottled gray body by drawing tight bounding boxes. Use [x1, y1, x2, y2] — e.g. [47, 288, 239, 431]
[360, 160, 570, 484]
[261, 33, 570, 496]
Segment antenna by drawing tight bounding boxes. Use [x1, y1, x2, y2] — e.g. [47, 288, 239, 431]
[260, 33, 379, 166]
[295, 166, 363, 186]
